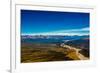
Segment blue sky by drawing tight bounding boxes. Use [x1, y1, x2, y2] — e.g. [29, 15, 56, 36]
[21, 10, 89, 35]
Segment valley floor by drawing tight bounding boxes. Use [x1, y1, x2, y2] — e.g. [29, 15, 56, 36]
[21, 43, 89, 63]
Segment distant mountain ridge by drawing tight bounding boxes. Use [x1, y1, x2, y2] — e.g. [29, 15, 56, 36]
[21, 35, 89, 39]
[21, 35, 89, 45]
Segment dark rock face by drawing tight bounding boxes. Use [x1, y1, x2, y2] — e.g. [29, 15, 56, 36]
[79, 49, 90, 57]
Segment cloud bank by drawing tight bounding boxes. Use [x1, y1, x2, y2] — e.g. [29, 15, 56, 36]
[22, 27, 89, 36]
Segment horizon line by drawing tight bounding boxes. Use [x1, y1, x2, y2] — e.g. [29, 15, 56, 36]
[21, 33, 89, 36]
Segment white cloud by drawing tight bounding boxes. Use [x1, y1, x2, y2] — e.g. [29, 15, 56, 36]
[53, 27, 89, 33]
[81, 27, 89, 31]
[22, 27, 89, 36]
